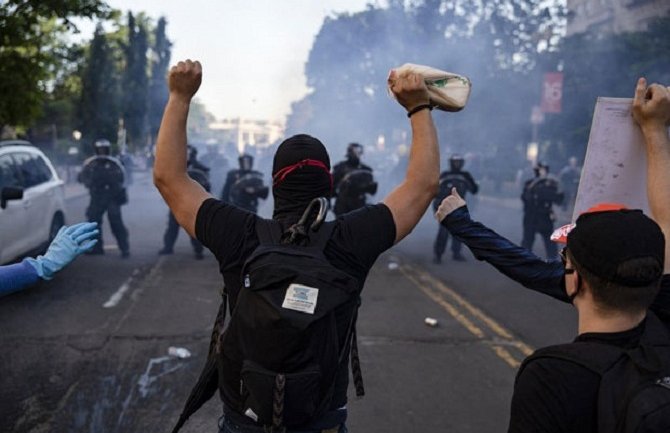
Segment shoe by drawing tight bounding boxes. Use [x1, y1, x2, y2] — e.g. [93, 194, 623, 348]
[158, 248, 173, 255]
[433, 255, 442, 264]
[452, 253, 466, 262]
[194, 251, 204, 260]
[121, 250, 130, 259]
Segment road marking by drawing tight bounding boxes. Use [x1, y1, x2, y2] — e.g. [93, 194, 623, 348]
[414, 268, 534, 357]
[491, 345, 521, 369]
[403, 270, 485, 338]
[102, 268, 140, 308]
[399, 263, 534, 368]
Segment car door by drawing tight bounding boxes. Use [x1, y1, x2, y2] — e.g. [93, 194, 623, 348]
[0, 153, 29, 263]
[12, 151, 53, 253]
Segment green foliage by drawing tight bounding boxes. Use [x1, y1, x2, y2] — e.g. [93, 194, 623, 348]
[122, 12, 150, 150]
[78, 24, 120, 149]
[288, 0, 667, 183]
[0, 0, 110, 130]
[147, 17, 172, 140]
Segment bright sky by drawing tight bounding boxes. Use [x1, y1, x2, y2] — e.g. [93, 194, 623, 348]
[80, 0, 378, 123]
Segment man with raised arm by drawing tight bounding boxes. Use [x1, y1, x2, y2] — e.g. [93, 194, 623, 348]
[154, 60, 443, 433]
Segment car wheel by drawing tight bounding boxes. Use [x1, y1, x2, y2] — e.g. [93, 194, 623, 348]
[48, 213, 65, 244]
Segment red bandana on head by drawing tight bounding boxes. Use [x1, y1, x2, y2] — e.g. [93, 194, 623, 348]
[272, 158, 333, 190]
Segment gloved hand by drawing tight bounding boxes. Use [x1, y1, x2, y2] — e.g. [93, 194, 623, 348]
[26, 222, 99, 280]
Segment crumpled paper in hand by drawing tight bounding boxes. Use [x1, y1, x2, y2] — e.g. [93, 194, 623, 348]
[389, 63, 472, 112]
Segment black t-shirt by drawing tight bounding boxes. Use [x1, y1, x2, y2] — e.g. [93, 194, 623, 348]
[195, 198, 396, 413]
[508, 275, 670, 433]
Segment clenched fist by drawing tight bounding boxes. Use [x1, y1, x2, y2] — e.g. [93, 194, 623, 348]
[388, 69, 430, 113]
[168, 59, 202, 101]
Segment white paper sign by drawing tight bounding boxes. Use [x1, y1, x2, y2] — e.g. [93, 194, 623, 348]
[282, 283, 319, 314]
[573, 97, 651, 220]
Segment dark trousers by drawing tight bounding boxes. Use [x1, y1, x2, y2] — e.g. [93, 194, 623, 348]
[86, 194, 129, 253]
[162, 212, 203, 253]
[434, 225, 462, 259]
[521, 213, 557, 259]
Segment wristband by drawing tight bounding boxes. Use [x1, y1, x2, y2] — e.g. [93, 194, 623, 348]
[407, 104, 433, 118]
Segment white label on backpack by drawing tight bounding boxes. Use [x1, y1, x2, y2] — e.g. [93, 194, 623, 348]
[282, 283, 319, 314]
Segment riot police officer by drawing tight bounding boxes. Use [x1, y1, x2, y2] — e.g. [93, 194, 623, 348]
[521, 161, 564, 259]
[220, 154, 269, 214]
[332, 142, 377, 216]
[159, 146, 210, 258]
[78, 139, 129, 257]
[432, 154, 478, 263]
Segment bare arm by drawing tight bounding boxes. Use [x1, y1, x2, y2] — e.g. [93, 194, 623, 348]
[633, 78, 670, 273]
[383, 70, 440, 243]
[153, 60, 212, 238]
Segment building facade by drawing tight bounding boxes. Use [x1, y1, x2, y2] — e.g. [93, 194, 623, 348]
[209, 118, 284, 154]
[567, 0, 670, 36]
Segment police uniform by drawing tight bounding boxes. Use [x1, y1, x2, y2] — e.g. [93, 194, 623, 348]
[332, 144, 377, 216]
[432, 156, 478, 263]
[220, 154, 269, 214]
[521, 164, 564, 259]
[78, 141, 129, 257]
[160, 149, 211, 258]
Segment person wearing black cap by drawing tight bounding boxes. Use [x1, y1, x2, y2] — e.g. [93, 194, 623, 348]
[331, 142, 377, 216]
[435, 78, 670, 433]
[153, 60, 442, 433]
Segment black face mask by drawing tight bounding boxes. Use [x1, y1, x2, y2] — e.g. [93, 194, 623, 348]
[272, 135, 333, 225]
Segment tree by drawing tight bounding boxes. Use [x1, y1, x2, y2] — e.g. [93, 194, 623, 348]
[122, 12, 150, 150]
[0, 0, 110, 131]
[147, 16, 172, 143]
[78, 24, 120, 148]
[540, 16, 670, 164]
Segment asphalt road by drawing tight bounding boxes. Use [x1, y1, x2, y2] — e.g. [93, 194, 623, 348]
[0, 171, 576, 433]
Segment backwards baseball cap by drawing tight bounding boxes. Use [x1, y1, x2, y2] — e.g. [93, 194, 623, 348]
[552, 203, 664, 286]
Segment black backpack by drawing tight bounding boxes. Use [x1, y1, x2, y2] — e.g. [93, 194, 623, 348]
[172, 198, 365, 433]
[518, 312, 670, 433]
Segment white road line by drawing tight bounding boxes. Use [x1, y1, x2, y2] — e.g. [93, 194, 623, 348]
[103, 280, 132, 308]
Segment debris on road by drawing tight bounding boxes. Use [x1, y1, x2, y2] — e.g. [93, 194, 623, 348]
[167, 346, 192, 359]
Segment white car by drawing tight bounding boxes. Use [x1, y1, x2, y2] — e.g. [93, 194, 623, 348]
[0, 140, 66, 264]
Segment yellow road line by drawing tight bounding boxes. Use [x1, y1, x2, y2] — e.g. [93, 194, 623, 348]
[399, 263, 534, 368]
[402, 268, 485, 338]
[491, 345, 521, 369]
[414, 268, 535, 357]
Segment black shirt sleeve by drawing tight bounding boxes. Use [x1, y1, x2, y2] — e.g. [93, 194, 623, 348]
[509, 358, 598, 433]
[327, 203, 396, 284]
[195, 198, 258, 266]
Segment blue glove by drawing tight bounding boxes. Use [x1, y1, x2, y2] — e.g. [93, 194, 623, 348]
[26, 222, 99, 280]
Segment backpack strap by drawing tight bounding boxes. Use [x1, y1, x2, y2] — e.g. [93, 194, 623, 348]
[171, 289, 229, 433]
[350, 321, 365, 397]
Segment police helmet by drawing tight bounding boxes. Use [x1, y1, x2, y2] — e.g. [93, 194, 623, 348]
[94, 139, 111, 155]
[534, 161, 550, 176]
[239, 154, 254, 171]
[346, 143, 364, 159]
[449, 154, 465, 171]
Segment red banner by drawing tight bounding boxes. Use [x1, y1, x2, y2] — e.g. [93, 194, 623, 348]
[541, 72, 563, 113]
